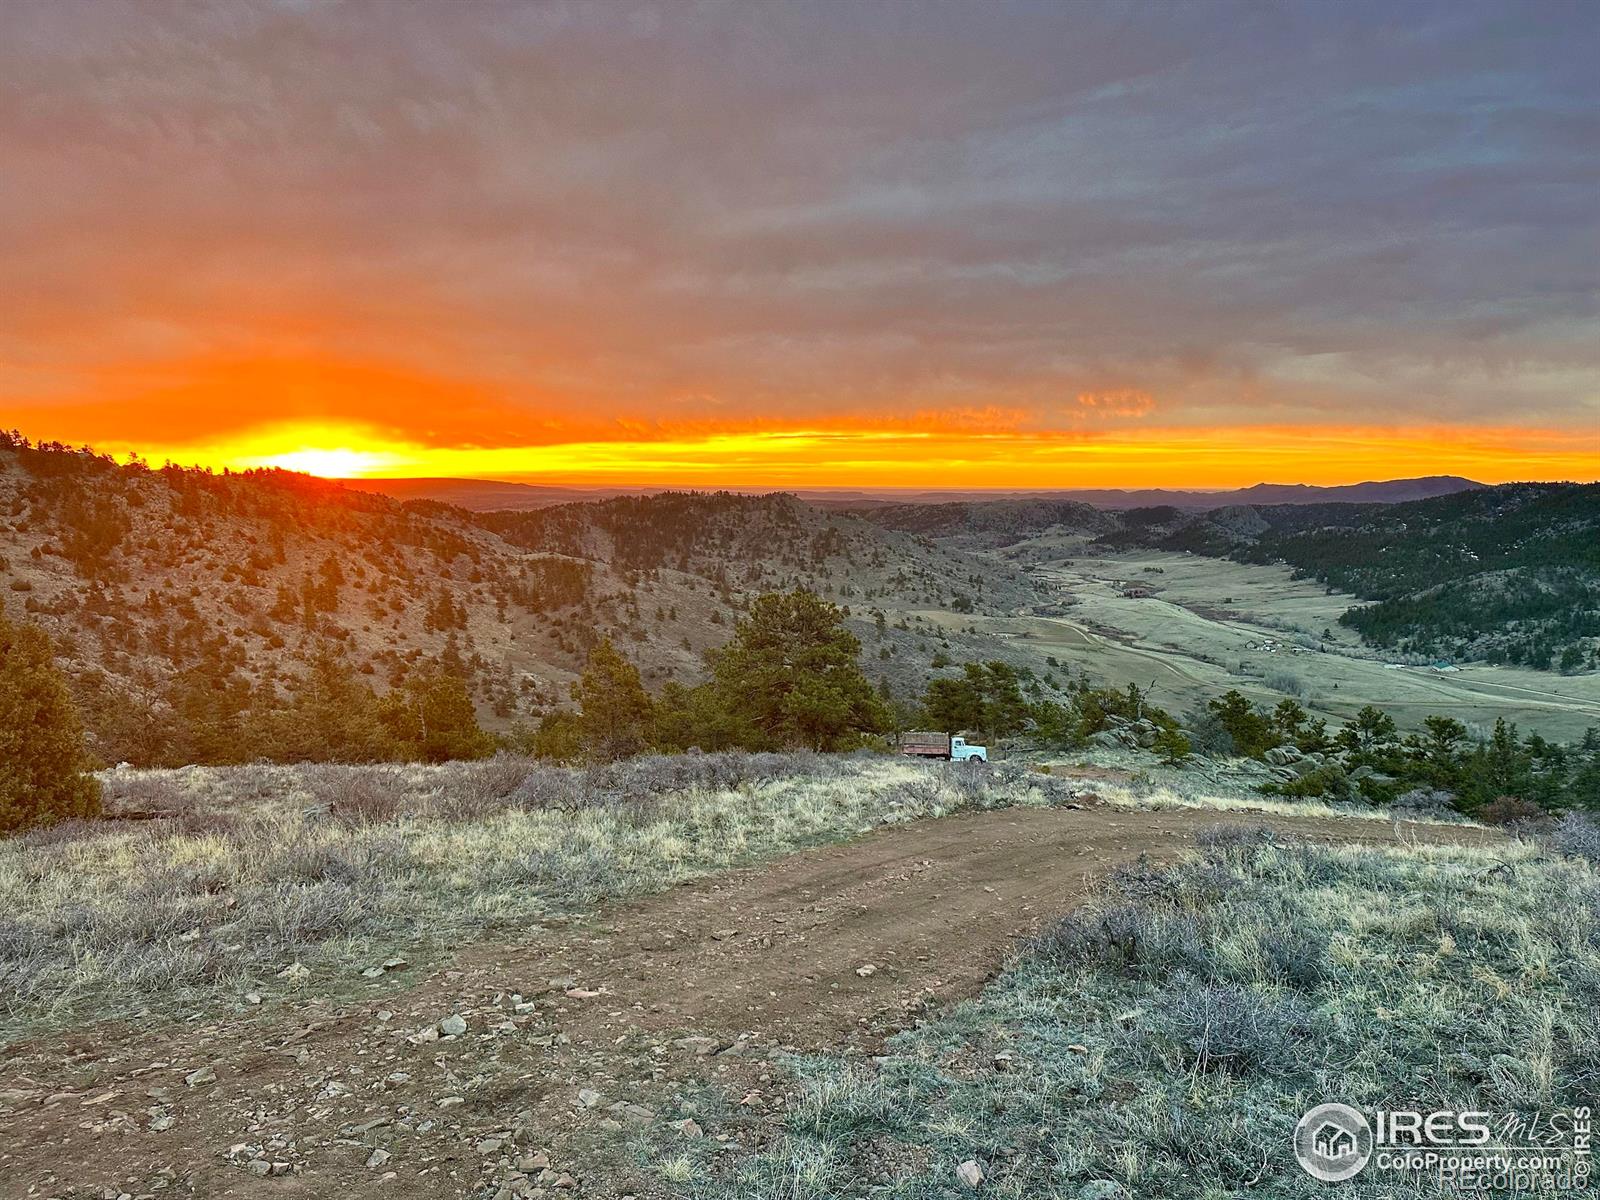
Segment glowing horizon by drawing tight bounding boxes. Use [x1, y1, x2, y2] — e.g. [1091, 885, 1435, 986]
[44, 418, 1597, 491]
[2, 6, 1596, 489]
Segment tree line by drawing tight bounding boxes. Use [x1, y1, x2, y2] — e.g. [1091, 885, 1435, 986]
[6, 583, 1596, 835]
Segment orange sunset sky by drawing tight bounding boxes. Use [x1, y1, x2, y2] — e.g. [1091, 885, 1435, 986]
[2, 2, 1596, 489]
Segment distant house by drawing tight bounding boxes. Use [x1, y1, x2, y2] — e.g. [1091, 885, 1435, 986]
[1431, 659, 1460, 672]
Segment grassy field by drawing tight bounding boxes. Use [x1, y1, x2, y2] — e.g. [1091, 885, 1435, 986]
[0, 753, 1080, 1042]
[677, 825, 1600, 1199]
[936, 548, 1600, 740]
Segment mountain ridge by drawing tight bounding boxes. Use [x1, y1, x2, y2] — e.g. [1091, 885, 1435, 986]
[337, 474, 1486, 512]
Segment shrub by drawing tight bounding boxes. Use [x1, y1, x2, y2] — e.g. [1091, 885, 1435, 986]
[1258, 926, 1329, 989]
[0, 609, 102, 834]
[1028, 904, 1210, 978]
[1391, 786, 1458, 820]
[1263, 670, 1308, 698]
[1477, 794, 1547, 827]
[1182, 707, 1236, 758]
[311, 769, 401, 826]
[1267, 763, 1354, 802]
[1548, 813, 1600, 864]
[1158, 980, 1311, 1072]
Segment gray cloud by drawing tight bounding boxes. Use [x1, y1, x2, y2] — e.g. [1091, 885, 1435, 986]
[0, 0, 1596, 443]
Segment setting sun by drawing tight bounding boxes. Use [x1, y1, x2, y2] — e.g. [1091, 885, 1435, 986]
[254, 446, 394, 478]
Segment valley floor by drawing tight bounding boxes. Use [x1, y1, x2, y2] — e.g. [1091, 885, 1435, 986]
[0, 795, 1498, 1200]
[931, 549, 1600, 740]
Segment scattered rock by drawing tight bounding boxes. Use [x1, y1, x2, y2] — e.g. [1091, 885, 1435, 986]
[437, 1095, 464, 1109]
[184, 1067, 216, 1087]
[855, 964, 877, 978]
[675, 1118, 703, 1137]
[957, 1159, 984, 1189]
[438, 1014, 468, 1037]
[477, 1137, 503, 1154]
[1078, 1182, 1124, 1200]
[673, 1035, 721, 1056]
[365, 1149, 390, 1169]
[576, 1088, 603, 1108]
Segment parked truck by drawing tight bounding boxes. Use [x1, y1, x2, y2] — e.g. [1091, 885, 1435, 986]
[897, 731, 988, 763]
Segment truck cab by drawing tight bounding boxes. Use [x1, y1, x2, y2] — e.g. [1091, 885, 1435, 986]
[949, 736, 987, 764]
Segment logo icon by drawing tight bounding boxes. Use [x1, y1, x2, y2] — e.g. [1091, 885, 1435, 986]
[1295, 1103, 1373, 1182]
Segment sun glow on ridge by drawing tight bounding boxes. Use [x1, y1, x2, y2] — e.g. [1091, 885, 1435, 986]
[256, 446, 392, 478]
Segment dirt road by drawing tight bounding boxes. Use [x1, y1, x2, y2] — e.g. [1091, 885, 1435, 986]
[0, 804, 1497, 1200]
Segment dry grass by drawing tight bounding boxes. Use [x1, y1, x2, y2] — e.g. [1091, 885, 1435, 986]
[685, 830, 1599, 1198]
[1048, 758, 1482, 827]
[0, 753, 1069, 1043]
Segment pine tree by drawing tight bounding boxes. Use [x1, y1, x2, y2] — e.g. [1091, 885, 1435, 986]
[708, 589, 887, 750]
[0, 608, 102, 833]
[574, 639, 653, 761]
[384, 672, 493, 763]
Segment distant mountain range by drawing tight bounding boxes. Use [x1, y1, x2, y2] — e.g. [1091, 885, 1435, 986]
[340, 474, 1485, 512]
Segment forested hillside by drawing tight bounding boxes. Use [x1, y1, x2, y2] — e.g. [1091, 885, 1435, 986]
[866, 482, 1600, 672]
[1155, 484, 1600, 670]
[0, 433, 1033, 766]
[857, 498, 1118, 545]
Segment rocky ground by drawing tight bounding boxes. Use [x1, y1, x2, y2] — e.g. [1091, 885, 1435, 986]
[0, 801, 1496, 1200]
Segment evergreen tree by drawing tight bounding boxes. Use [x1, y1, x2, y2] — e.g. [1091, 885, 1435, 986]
[384, 673, 494, 763]
[922, 661, 1029, 741]
[1207, 690, 1281, 758]
[708, 589, 887, 750]
[574, 639, 653, 761]
[0, 609, 102, 833]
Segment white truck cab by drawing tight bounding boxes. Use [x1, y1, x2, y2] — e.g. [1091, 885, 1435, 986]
[949, 736, 988, 764]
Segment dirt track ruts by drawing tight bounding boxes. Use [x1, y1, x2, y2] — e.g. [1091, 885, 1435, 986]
[0, 803, 1500, 1200]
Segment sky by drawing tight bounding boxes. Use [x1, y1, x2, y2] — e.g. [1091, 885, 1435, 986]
[1, 0, 1597, 488]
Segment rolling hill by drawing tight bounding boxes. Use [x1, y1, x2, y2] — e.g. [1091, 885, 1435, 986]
[340, 475, 1484, 512]
[860, 481, 1600, 672]
[0, 434, 1039, 766]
